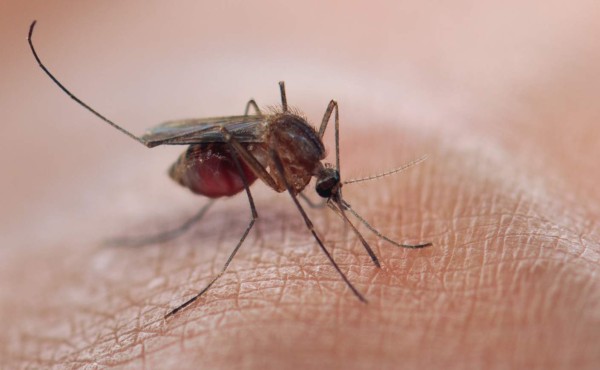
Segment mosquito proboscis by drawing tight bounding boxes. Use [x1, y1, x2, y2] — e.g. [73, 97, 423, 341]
[28, 21, 432, 319]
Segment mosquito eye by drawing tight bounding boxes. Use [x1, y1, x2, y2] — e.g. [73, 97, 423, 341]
[316, 182, 332, 198]
[315, 170, 340, 198]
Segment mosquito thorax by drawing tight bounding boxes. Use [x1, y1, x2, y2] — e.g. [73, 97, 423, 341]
[315, 166, 340, 198]
[269, 112, 326, 193]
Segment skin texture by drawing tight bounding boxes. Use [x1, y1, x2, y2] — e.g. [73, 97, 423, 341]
[1, 1, 600, 369]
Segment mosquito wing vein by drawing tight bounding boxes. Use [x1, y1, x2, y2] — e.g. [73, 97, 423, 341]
[141, 115, 268, 146]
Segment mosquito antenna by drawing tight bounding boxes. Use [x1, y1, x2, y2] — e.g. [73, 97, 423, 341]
[328, 200, 381, 268]
[279, 81, 288, 112]
[343, 155, 428, 185]
[341, 200, 432, 249]
[27, 21, 148, 147]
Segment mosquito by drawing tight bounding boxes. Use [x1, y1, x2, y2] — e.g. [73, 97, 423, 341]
[28, 21, 432, 318]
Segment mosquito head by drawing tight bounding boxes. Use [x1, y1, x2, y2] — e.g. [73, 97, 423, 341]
[315, 166, 340, 198]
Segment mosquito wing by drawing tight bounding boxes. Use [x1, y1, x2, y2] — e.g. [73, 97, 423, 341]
[141, 115, 268, 147]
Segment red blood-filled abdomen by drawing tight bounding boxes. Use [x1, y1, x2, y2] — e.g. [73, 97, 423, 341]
[169, 143, 258, 198]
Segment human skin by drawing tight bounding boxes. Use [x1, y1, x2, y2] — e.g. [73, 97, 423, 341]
[2, 1, 600, 369]
[2, 114, 599, 369]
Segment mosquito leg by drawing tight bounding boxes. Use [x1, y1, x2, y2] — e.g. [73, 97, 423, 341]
[244, 99, 262, 116]
[327, 201, 381, 268]
[342, 200, 432, 249]
[165, 129, 260, 319]
[164, 215, 256, 318]
[104, 200, 216, 247]
[278, 81, 288, 112]
[223, 135, 283, 192]
[318, 100, 342, 192]
[270, 150, 367, 303]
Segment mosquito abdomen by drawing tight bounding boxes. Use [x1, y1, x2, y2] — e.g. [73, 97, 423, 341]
[169, 143, 258, 198]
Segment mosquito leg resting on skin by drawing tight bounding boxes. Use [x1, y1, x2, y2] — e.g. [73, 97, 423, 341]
[165, 127, 264, 318]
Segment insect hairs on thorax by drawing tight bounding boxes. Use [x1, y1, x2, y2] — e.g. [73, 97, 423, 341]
[264, 111, 327, 194]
